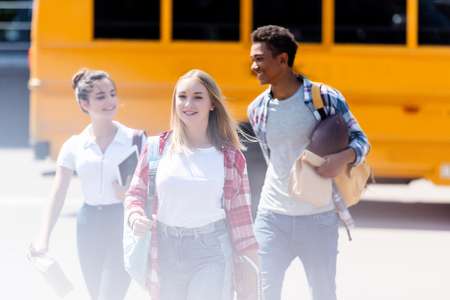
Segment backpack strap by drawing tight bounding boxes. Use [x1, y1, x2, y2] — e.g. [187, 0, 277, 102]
[132, 129, 147, 154]
[146, 136, 160, 220]
[310, 81, 327, 121]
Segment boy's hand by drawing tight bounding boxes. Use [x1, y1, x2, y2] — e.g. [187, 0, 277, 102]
[317, 148, 356, 178]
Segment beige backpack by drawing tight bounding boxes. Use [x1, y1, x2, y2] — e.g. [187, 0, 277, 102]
[310, 82, 373, 208]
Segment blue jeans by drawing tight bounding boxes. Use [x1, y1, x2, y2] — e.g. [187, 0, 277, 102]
[77, 203, 131, 300]
[157, 219, 233, 300]
[254, 209, 339, 300]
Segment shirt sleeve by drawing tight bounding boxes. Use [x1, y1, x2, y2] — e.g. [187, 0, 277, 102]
[56, 136, 76, 170]
[140, 133, 148, 155]
[337, 100, 370, 167]
[228, 151, 259, 255]
[125, 143, 149, 226]
[247, 102, 257, 135]
[247, 97, 271, 166]
[323, 86, 370, 167]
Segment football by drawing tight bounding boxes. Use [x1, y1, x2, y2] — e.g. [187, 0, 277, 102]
[307, 113, 349, 157]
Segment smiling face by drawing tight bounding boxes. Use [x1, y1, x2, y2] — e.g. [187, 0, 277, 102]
[80, 78, 117, 119]
[175, 77, 215, 130]
[250, 42, 284, 86]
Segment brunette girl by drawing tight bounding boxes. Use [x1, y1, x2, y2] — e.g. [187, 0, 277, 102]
[33, 69, 146, 299]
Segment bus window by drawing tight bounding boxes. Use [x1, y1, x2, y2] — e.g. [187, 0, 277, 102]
[95, 0, 160, 39]
[253, 0, 322, 43]
[419, 0, 450, 45]
[172, 0, 239, 41]
[335, 0, 406, 44]
[0, 0, 32, 46]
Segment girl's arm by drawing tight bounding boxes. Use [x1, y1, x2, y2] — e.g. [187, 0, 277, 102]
[228, 157, 259, 254]
[125, 144, 154, 236]
[34, 166, 73, 252]
[227, 152, 264, 298]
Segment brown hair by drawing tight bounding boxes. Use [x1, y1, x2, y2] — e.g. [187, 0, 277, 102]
[251, 25, 298, 67]
[71, 68, 115, 113]
[170, 69, 248, 153]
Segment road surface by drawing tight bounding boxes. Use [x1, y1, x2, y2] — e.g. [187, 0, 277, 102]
[1, 148, 449, 300]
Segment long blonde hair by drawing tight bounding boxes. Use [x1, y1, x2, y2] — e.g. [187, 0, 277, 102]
[170, 69, 247, 153]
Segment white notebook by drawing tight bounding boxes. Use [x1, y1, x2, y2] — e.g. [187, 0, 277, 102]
[115, 145, 139, 186]
[242, 255, 261, 300]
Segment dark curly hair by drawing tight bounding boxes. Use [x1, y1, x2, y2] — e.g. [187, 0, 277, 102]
[251, 25, 298, 67]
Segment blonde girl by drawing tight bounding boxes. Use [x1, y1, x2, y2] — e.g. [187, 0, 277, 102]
[125, 70, 262, 300]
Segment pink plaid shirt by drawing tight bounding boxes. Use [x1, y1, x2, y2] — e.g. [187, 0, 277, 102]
[125, 131, 259, 300]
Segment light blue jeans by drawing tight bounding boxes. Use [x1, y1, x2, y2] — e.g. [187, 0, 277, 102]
[157, 219, 233, 300]
[254, 209, 339, 300]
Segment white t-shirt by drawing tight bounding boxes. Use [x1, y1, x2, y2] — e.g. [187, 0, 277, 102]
[156, 140, 226, 228]
[57, 121, 147, 206]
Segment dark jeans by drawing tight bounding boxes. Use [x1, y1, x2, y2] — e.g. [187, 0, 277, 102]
[77, 202, 131, 300]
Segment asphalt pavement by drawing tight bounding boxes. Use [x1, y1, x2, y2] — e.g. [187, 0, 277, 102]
[1, 148, 450, 300]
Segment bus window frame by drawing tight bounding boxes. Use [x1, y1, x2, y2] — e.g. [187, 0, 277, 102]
[324, 0, 446, 50]
[160, 0, 250, 44]
[407, 0, 418, 49]
[41, 0, 445, 58]
[245, 0, 418, 49]
[95, 0, 423, 50]
[327, 0, 417, 49]
[185, 0, 419, 49]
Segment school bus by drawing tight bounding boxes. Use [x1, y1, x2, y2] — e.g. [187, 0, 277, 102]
[28, 0, 450, 185]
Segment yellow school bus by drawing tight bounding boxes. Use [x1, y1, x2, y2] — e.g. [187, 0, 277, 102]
[29, 0, 450, 185]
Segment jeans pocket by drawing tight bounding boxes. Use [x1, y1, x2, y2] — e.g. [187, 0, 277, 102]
[217, 232, 232, 259]
[317, 212, 338, 230]
[199, 232, 220, 248]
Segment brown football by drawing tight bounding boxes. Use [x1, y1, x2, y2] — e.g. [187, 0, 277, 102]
[307, 114, 349, 157]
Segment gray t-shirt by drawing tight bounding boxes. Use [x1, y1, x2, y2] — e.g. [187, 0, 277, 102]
[259, 86, 335, 215]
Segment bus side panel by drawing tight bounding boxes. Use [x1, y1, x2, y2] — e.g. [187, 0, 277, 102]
[29, 40, 450, 184]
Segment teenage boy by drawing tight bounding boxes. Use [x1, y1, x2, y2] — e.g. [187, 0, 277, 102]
[247, 25, 370, 300]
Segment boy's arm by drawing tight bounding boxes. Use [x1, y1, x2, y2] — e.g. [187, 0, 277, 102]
[316, 86, 369, 177]
[317, 147, 356, 178]
[323, 86, 370, 166]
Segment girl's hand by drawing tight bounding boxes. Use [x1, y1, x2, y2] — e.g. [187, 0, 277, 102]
[33, 240, 49, 252]
[131, 214, 157, 237]
[27, 240, 48, 261]
[112, 175, 131, 202]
